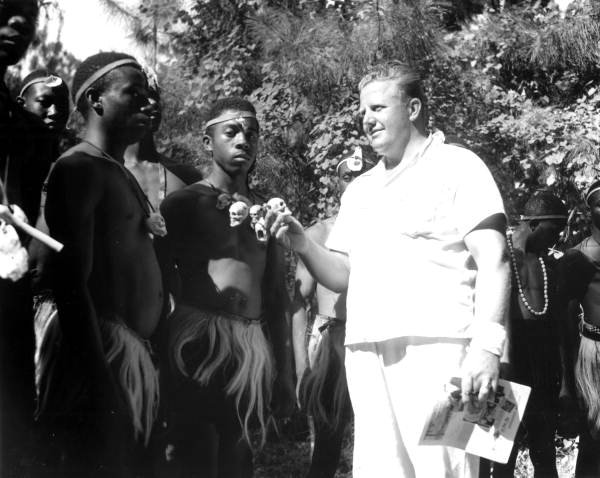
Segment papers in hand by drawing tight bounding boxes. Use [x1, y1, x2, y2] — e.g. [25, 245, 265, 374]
[419, 378, 531, 464]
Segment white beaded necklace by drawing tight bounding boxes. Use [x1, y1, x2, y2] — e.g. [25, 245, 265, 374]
[506, 231, 549, 316]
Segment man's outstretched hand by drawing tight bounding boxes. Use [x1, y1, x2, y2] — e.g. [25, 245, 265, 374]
[264, 209, 308, 254]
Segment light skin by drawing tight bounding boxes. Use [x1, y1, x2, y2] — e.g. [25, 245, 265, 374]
[291, 160, 360, 478]
[267, 78, 510, 406]
[292, 161, 356, 398]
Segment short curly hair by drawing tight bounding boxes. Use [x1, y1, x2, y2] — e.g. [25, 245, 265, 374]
[72, 52, 140, 116]
[523, 191, 568, 219]
[204, 97, 257, 135]
[19, 69, 69, 98]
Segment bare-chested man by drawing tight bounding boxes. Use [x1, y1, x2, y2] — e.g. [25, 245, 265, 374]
[481, 192, 567, 478]
[40, 52, 164, 477]
[125, 77, 202, 208]
[557, 179, 600, 478]
[156, 97, 294, 478]
[0, 1, 40, 475]
[293, 152, 372, 478]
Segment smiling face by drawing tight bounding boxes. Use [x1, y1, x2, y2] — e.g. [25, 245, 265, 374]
[359, 79, 421, 163]
[20, 82, 69, 133]
[203, 110, 259, 176]
[0, 0, 37, 68]
[96, 66, 151, 143]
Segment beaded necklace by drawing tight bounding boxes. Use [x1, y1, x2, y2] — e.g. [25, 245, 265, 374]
[506, 231, 549, 316]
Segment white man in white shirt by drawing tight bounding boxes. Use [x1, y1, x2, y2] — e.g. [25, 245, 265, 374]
[265, 61, 511, 478]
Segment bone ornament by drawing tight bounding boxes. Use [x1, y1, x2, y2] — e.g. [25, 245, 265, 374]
[229, 201, 249, 227]
[0, 205, 29, 282]
[249, 204, 264, 228]
[266, 197, 291, 215]
[254, 218, 268, 243]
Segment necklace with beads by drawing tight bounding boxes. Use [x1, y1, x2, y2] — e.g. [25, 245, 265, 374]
[506, 231, 549, 316]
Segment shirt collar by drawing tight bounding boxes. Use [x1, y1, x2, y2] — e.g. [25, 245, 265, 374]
[372, 131, 445, 184]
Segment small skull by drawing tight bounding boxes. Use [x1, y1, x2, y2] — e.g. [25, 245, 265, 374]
[255, 217, 268, 243]
[249, 205, 264, 227]
[266, 197, 289, 215]
[229, 201, 249, 227]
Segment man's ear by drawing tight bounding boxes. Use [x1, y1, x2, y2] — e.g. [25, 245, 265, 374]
[408, 98, 422, 122]
[203, 133, 213, 152]
[16, 96, 25, 107]
[85, 88, 102, 115]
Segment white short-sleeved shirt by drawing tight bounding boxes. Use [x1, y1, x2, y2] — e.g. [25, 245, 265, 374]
[326, 132, 505, 345]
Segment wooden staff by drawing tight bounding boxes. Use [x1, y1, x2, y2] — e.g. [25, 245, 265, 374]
[0, 175, 64, 252]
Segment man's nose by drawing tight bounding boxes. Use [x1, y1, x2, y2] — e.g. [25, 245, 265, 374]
[47, 104, 58, 118]
[362, 112, 375, 132]
[236, 139, 250, 151]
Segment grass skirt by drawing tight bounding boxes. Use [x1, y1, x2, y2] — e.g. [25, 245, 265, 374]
[300, 314, 350, 431]
[169, 305, 275, 445]
[36, 315, 159, 445]
[33, 293, 58, 394]
[576, 334, 600, 434]
[100, 320, 159, 445]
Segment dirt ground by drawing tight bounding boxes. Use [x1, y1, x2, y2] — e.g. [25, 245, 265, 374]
[254, 417, 577, 478]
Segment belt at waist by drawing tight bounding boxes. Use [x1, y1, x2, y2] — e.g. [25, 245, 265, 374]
[177, 303, 265, 325]
[580, 316, 600, 342]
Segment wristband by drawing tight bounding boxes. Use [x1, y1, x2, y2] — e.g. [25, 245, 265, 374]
[469, 322, 506, 357]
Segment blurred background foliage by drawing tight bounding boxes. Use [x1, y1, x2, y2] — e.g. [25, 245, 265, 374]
[22, 0, 600, 240]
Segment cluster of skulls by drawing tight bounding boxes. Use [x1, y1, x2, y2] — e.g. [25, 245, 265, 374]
[229, 197, 291, 242]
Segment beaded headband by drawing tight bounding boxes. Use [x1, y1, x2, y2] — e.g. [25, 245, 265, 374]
[74, 58, 141, 108]
[586, 185, 600, 205]
[19, 75, 64, 98]
[336, 146, 363, 174]
[204, 111, 257, 132]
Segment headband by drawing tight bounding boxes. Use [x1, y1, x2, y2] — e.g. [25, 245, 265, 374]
[19, 75, 64, 98]
[519, 214, 568, 221]
[74, 59, 141, 108]
[586, 185, 600, 204]
[204, 111, 257, 132]
[336, 146, 363, 174]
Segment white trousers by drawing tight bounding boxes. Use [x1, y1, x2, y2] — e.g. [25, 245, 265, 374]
[345, 338, 479, 478]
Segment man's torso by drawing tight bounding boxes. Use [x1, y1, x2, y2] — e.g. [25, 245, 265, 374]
[48, 149, 163, 338]
[161, 182, 268, 318]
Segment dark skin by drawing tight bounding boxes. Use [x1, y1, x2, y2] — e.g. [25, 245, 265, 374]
[156, 110, 294, 477]
[44, 65, 163, 471]
[0, 2, 37, 476]
[19, 80, 70, 290]
[555, 192, 600, 478]
[17, 82, 70, 136]
[291, 161, 362, 478]
[0, 0, 37, 72]
[484, 218, 565, 478]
